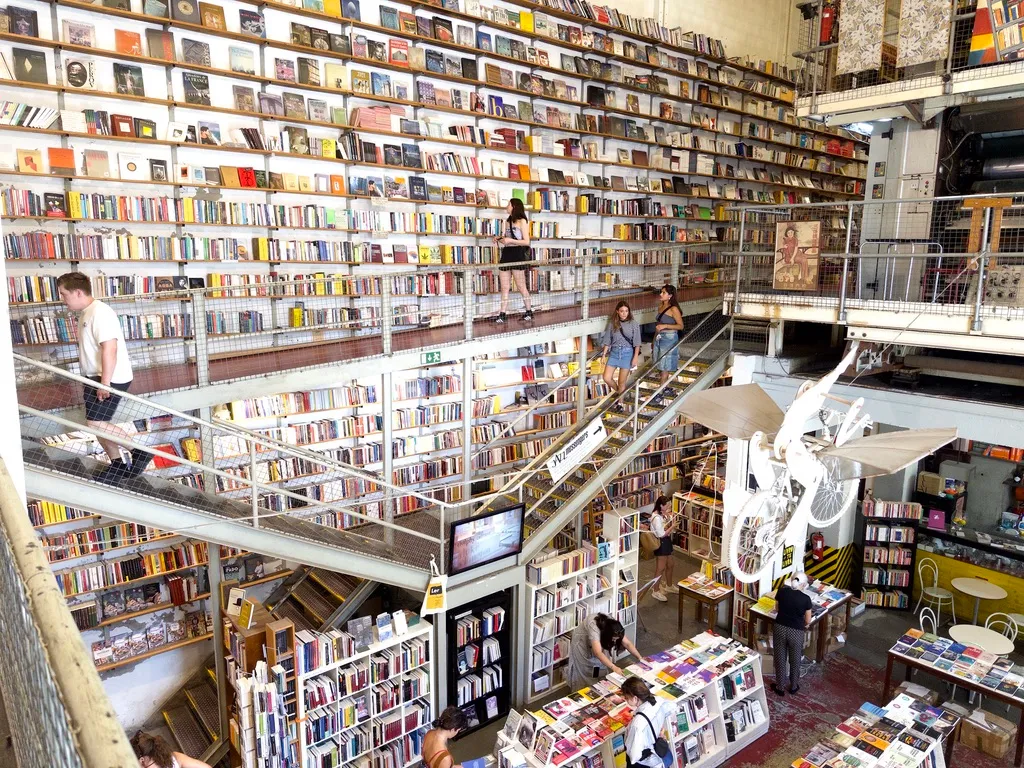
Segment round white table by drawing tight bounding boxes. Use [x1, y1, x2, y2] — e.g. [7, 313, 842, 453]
[948, 624, 1015, 656]
[951, 577, 1007, 624]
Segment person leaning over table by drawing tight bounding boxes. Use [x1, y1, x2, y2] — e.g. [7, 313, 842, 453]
[566, 612, 641, 690]
[421, 706, 469, 768]
[771, 571, 812, 697]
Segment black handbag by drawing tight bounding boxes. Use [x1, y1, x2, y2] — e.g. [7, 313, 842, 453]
[638, 712, 672, 767]
[640, 323, 658, 343]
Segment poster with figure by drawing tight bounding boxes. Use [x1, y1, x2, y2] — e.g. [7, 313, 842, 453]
[773, 221, 821, 291]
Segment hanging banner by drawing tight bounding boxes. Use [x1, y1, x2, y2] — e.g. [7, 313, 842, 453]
[420, 558, 447, 615]
[546, 417, 607, 483]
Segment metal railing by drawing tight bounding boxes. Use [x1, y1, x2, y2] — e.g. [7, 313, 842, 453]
[10, 246, 731, 399]
[0, 459, 138, 768]
[725, 193, 1024, 329]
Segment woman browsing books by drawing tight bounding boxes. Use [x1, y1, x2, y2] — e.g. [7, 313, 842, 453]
[422, 706, 469, 768]
[621, 677, 673, 768]
[771, 571, 812, 696]
[493, 198, 534, 324]
[566, 613, 641, 690]
[648, 496, 678, 603]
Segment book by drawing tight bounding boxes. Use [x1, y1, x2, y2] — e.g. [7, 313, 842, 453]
[171, 0, 201, 23]
[8, 6, 37, 36]
[239, 9, 265, 37]
[229, 46, 255, 74]
[12, 48, 46, 83]
[145, 29, 175, 61]
[181, 38, 211, 66]
[199, 2, 226, 29]
[62, 19, 95, 47]
[182, 72, 211, 105]
[239, 598, 256, 629]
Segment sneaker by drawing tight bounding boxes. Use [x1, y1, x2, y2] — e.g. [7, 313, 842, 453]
[495, 312, 507, 324]
[522, 310, 534, 321]
[651, 589, 668, 602]
[124, 448, 152, 479]
[664, 583, 679, 594]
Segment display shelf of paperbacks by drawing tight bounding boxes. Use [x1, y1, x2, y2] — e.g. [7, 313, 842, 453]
[292, 612, 434, 768]
[500, 630, 768, 768]
[858, 498, 922, 611]
[0, 0, 866, 350]
[30, 495, 290, 672]
[446, 587, 511, 735]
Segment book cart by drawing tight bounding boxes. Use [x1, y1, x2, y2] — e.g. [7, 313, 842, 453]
[525, 508, 638, 703]
[500, 631, 769, 768]
[292, 617, 435, 768]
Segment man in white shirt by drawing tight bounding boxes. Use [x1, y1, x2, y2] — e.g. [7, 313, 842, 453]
[57, 272, 151, 482]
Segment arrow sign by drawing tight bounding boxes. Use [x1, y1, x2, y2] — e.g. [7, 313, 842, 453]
[546, 417, 607, 484]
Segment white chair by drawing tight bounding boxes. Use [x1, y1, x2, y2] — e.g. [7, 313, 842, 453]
[914, 557, 955, 626]
[1008, 612, 1024, 634]
[986, 612, 1019, 646]
[919, 606, 938, 635]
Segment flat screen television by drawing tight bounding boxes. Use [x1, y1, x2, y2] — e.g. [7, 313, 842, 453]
[448, 503, 525, 576]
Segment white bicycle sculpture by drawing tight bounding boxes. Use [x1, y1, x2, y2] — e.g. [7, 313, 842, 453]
[679, 341, 957, 584]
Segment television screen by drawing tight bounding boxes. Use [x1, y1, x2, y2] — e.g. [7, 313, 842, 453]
[448, 504, 525, 575]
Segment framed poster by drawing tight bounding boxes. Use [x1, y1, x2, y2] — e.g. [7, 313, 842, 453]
[773, 221, 821, 291]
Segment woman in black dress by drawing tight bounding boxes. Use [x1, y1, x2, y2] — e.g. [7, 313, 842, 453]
[493, 198, 534, 323]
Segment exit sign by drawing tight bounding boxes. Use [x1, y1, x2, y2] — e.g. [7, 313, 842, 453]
[421, 351, 442, 364]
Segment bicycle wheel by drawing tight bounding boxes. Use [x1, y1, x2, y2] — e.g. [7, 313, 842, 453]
[727, 490, 788, 584]
[808, 459, 858, 527]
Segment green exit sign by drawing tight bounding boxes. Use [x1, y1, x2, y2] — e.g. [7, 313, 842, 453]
[421, 351, 442, 364]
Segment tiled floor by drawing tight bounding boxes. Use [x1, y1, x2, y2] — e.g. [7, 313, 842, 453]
[451, 550, 1019, 768]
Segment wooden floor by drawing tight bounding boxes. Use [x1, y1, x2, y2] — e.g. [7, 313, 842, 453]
[17, 286, 722, 411]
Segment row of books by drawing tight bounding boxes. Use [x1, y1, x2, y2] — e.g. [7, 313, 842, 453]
[53, 541, 208, 597]
[11, 312, 194, 345]
[862, 499, 924, 519]
[90, 609, 212, 667]
[527, 542, 603, 586]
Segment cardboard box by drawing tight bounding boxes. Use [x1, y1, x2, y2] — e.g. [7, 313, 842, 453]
[959, 710, 1016, 759]
[917, 471, 943, 495]
[896, 681, 940, 705]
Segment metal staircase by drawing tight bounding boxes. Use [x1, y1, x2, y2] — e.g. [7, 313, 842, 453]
[477, 313, 734, 562]
[16, 315, 733, 587]
[155, 660, 224, 765]
[264, 566, 378, 632]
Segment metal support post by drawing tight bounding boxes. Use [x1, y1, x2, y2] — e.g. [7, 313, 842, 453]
[670, 245, 681, 287]
[382, 370, 394, 546]
[576, 333, 588, 424]
[972, 209, 992, 332]
[462, 269, 473, 341]
[208, 544, 229, 745]
[461, 356, 472, 505]
[249, 441, 259, 529]
[733, 215, 746, 314]
[194, 292, 210, 386]
[381, 278, 393, 355]
[581, 252, 592, 320]
[838, 207, 856, 322]
[199, 406, 217, 494]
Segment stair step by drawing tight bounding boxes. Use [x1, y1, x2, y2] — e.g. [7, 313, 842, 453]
[272, 598, 316, 633]
[308, 568, 360, 603]
[290, 579, 338, 624]
[184, 683, 220, 741]
[163, 705, 212, 759]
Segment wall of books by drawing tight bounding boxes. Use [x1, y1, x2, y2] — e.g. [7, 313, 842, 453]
[1, 0, 866, 364]
[446, 588, 511, 735]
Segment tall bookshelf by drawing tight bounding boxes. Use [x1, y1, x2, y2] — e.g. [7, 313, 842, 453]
[857, 498, 921, 611]
[446, 587, 511, 736]
[1, 0, 867, 364]
[293, 617, 435, 768]
[524, 506, 637, 702]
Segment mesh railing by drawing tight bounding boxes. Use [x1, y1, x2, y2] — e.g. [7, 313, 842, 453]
[0, 460, 138, 768]
[794, 0, 981, 103]
[10, 246, 731, 401]
[727, 193, 1024, 324]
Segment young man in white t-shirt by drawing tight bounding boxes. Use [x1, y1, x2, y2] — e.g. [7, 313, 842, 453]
[57, 272, 151, 482]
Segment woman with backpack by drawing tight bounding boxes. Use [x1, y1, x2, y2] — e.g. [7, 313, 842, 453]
[621, 677, 672, 768]
[600, 300, 641, 404]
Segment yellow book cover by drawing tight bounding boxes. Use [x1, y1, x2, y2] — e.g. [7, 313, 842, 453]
[180, 437, 201, 462]
[298, 175, 313, 192]
[520, 10, 533, 31]
[323, 0, 341, 16]
[289, 306, 304, 327]
[283, 173, 299, 191]
[440, 245, 453, 264]
[321, 138, 337, 157]
[418, 245, 431, 264]
[314, 273, 326, 296]
[531, 710, 556, 726]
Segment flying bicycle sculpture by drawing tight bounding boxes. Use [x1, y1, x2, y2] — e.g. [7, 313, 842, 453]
[677, 343, 957, 583]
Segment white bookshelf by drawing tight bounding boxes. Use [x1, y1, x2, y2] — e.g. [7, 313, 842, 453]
[499, 632, 769, 768]
[294, 619, 435, 768]
[524, 507, 639, 703]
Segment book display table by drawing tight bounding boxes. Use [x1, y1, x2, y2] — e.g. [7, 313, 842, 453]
[790, 692, 960, 768]
[497, 631, 768, 768]
[748, 580, 853, 665]
[884, 626, 1024, 766]
[676, 573, 733, 633]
